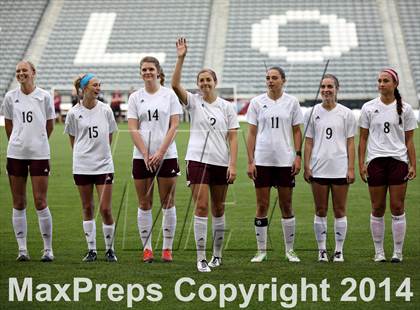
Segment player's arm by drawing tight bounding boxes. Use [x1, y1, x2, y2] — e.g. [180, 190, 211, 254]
[291, 124, 302, 176]
[149, 114, 180, 169]
[405, 129, 416, 180]
[246, 124, 257, 180]
[128, 118, 151, 170]
[171, 37, 188, 105]
[346, 136, 355, 184]
[5, 119, 12, 140]
[68, 135, 75, 149]
[358, 127, 369, 182]
[303, 137, 313, 182]
[46, 119, 54, 138]
[227, 128, 238, 183]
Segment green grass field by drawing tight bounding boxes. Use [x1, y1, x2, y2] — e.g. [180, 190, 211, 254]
[1, 122, 419, 309]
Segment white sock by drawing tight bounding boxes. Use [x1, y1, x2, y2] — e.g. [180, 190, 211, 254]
[138, 208, 152, 251]
[281, 217, 296, 252]
[83, 220, 96, 251]
[314, 215, 327, 251]
[254, 217, 268, 253]
[36, 207, 53, 252]
[102, 223, 115, 251]
[12, 209, 27, 253]
[162, 207, 176, 250]
[392, 213, 406, 255]
[212, 215, 225, 258]
[334, 216, 347, 253]
[194, 215, 208, 261]
[370, 214, 385, 255]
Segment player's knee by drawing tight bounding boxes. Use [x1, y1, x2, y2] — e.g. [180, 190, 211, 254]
[139, 202, 152, 210]
[33, 196, 47, 209]
[390, 203, 405, 216]
[195, 203, 208, 216]
[315, 209, 328, 217]
[371, 207, 385, 217]
[100, 208, 113, 222]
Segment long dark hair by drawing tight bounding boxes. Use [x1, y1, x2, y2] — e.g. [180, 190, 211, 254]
[382, 68, 402, 125]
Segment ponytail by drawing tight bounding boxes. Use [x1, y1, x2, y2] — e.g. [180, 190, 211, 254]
[159, 68, 165, 86]
[395, 88, 403, 125]
[73, 76, 83, 105]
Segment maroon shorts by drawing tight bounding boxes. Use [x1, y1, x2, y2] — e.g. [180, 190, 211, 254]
[310, 177, 348, 186]
[254, 166, 295, 188]
[132, 158, 180, 179]
[6, 158, 50, 177]
[367, 157, 408, 186]
[186, 161, 228, 185]
[73, 173, 114, 186]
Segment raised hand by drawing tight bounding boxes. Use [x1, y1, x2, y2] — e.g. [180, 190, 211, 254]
[176, 37, 188, 58]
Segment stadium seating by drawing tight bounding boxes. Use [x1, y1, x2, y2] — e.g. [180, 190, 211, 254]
[1, 0, 419, 107]
[224, 0, 388, 101]
[0, 0, 48, 100]
[36, 0, 212, 93]
[398, 0, 420, 100]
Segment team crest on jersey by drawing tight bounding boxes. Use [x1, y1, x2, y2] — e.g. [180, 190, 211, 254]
[374, 109, 379, 113]
[78, 115, 83, 119]
[262, 105, 267, 108]
[315, 115, 321, 121]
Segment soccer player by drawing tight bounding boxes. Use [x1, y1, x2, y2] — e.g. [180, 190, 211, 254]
[64, 73, 118, 262]
[358, 68, 417, 263]
[246, 66, 303, 263]
[303, 74, 357, 263]
[172, 37, 239, 272]
[2, 60, 55, 262]
[128, 56, 183, 263]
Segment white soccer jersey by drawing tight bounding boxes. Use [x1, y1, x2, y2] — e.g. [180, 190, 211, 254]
[185, 92, 239, 166]
[359, 97, 417, 163]
[64, 101, 117, 174]
[246, 92, 304, 166]
[127, 86, 183, 159]
[1, 87, 55, 159]
[305, 103, 357, 178]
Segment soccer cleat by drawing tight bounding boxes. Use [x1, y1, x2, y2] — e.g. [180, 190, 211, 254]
[143, 249, 154, 263]
[41, 249, 54, 262]
[16, 251, 30, 262]
[318, 250, 329, 262]
[161, 249, 173, 262]
[208, 256, 222, 268]
[250, 252, 267, 263]
[105, 249, 118, 262]
[333, 251, 344, 262]
[285, 249, 301, 262]
[82, 250, 97, 262]
[197, 259, 211, 272]
[373, 252, 386, 262]
[391, 252, 403, 263]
